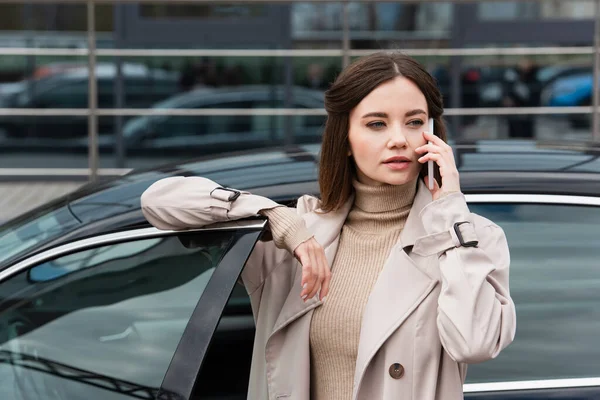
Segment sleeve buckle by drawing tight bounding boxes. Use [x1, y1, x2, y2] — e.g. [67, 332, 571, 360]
[211, 186, 241, 202]
[453, 221, 478, 247]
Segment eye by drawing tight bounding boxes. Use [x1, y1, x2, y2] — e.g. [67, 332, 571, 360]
[366, 121, 386, 129]
[408, 119, 424, 127]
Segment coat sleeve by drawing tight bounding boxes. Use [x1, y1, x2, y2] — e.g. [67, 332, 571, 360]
[140, 176, 302, 293]
[416, 192, 516, 364]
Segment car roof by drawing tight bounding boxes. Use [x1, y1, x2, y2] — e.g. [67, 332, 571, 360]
[9, 66, 178, 100]
[150, 85, 325, 109]
[5, 139, 600, 268]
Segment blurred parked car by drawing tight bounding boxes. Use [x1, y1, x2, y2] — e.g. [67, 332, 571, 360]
[480, 64, 590, 109]
[119, 85, 325, 155]
[0, 63, 180, 139]
[541, 71, 595, 128]
[0, 140, 600, 399]
[0, 62, 92, 102]
[541, 73, 592, 108]
[0, 85, 326, 159]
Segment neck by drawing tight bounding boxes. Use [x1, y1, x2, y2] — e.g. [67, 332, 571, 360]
[345, 178, 417, 233]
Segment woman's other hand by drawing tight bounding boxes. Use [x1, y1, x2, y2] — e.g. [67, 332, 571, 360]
[294, 238, 330, 302]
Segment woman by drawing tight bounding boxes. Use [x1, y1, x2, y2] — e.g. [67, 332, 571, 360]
[141, 52, 516, 400]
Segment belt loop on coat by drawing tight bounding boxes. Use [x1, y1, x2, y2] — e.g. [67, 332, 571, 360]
[411, 221, 479, 256]
[209, 186, 241, 219]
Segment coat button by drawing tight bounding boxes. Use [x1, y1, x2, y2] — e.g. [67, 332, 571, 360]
[389, 363, 404, 379]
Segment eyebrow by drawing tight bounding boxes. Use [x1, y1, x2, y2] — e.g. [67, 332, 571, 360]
[405, 109, 427, 117]
[361, 109, 427, 119]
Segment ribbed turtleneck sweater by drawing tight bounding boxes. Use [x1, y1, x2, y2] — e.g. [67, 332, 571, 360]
[261, 178, 418, 399]
[309, 178, 416, 399]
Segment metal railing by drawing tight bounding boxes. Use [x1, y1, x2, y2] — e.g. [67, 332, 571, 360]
[0, 45, 595, 57]
[0, 0, 599, 180]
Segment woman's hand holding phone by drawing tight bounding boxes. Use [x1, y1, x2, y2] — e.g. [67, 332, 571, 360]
[415, 121, 461, 201]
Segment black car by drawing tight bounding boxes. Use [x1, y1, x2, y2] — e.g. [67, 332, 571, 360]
[0, 141, 600, 400]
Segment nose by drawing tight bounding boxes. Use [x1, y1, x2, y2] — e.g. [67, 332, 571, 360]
[387, 125, 408, 149]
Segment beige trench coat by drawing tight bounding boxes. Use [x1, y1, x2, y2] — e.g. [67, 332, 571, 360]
[141, 176, 516, 400]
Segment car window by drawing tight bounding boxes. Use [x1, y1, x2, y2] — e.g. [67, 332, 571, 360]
[98, 78, 178, 109]
[33, 80, 87, 109]
[0, 230, 237, 400]
[465, 202, 600, 384]
[0, 206, 80, 267]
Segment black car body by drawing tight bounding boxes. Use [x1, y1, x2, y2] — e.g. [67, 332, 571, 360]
[0, 140, 600, 400]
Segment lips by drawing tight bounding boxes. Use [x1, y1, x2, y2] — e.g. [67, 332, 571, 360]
[382, 156, 412, 171]
[383, 156, 411, 164]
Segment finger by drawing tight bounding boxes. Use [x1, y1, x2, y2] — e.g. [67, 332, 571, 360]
[313, 248, 329, 300]
[299, 253, 314, 298]
[419, 149, 457, 177]
[307, 249, 322, 299]
[415, 143, 445, 155]
[418, 152, 443, 164]
[319, 254, 332, 300]
[420, 154, 453, 180]
[423, 175, 441, 191]
[423, 131, 451, 150]
[301, 248, 318, 300]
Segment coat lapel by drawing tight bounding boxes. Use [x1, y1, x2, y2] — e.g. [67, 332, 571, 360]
[353, 181, 441, 394]
[399, 180, 432, 251]
[269, 195, 354, 337]
[265, 197, 354, 399]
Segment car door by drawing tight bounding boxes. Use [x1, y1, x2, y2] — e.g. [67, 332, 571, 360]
[187, 193, 600, 400]
[463, 194, 600, 399]
[0, 220, 265, 400]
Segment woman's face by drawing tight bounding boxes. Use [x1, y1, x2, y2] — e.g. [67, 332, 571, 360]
[348, 76, 429, 186]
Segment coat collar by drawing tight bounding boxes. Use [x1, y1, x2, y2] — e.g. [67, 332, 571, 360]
[353, 181, 439, 397]
[268, 194, 354, 337]
[268, 181, 434, 337]
[267, 181, 437, 375]
[399, 179, 433, 249]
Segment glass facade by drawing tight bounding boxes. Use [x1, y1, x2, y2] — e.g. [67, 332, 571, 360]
[479, 1, 595, 21]
[0, 1, 596, 174]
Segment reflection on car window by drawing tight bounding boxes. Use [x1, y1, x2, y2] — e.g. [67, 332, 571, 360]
[466, 203, 600, 383]
[152, 101, 254, 139]
[0, 207, 79, 266]
[28, 239, 162, 282]
[34, 81, 87, 109]
[0, 230, 234, 400]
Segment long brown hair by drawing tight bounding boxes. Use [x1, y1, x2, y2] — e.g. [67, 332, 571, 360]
[319, 51, 447, 212]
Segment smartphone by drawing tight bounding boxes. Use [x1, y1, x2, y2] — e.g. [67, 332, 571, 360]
[427, 118, 434, 190]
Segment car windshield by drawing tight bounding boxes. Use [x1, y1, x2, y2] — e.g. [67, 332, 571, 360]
[0, 205, 79, 266]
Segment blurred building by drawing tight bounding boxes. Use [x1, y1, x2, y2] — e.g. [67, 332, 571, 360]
[0, 1, 598, 216]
